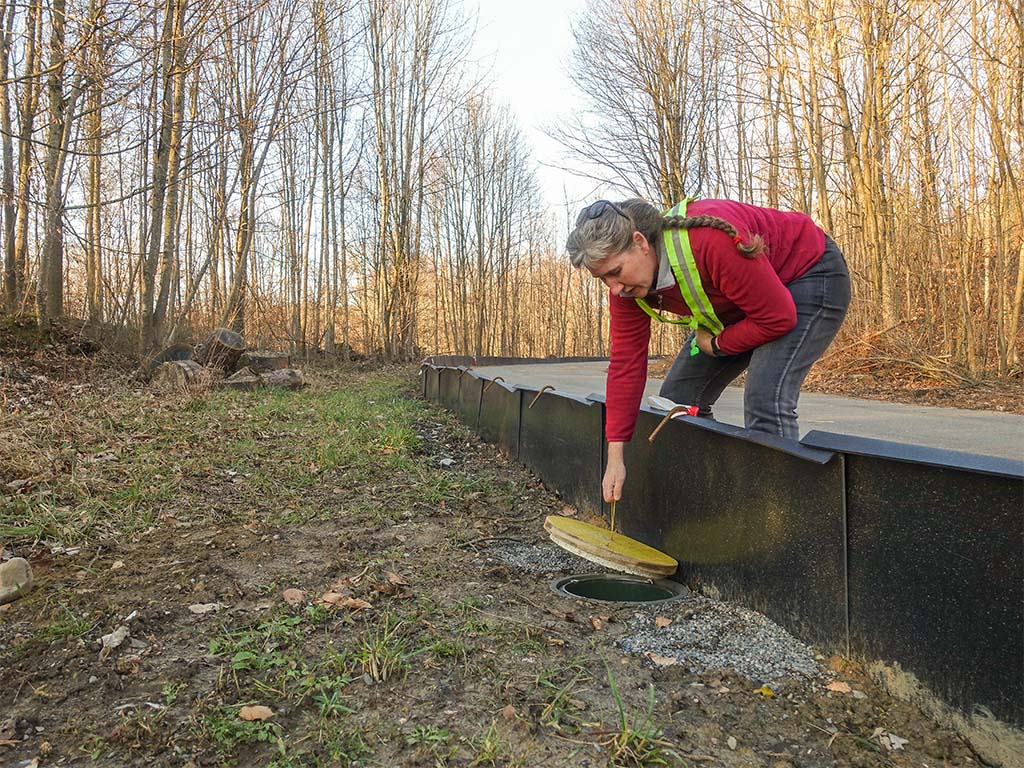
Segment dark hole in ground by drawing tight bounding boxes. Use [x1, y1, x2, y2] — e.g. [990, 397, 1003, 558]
[552, 573, 688, 604]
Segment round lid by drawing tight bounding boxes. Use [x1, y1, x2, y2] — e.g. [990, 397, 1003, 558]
[544, 516, 678, 578]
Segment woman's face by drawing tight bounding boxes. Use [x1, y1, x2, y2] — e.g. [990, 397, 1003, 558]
[587, 231, 658, 298]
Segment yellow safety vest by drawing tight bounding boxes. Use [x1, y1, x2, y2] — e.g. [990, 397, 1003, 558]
[634, 199, 724, 355]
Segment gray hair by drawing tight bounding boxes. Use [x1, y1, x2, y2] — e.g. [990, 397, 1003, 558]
[566, 198, 766, 268]
[565, 203, 635, 269]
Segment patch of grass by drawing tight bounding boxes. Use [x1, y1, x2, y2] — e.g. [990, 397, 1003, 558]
[535, 665, 592, 734]
[357, 613, 410, 683]
[2, 369, 436, 548]
[209, 615, 307, 677]
[162, 680, 187, 707]
[406, 724, 457, 764]
[467, 720, 504, 767]
[42, 602, 94, 641]
[197, 704, 286, 761]
[603, 669, 678, 767]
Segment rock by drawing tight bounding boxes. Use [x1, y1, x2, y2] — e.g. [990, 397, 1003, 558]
[0, 558, 34, 605]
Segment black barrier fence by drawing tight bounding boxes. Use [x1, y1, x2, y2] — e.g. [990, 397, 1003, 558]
[456, 371, 484, 432]
[801, 431, 1024, 727]
[518, 387, 604, 516]
[477, 377, 521, 459]
[421, 363, 1024, 735]
[605, 399, 849, 654]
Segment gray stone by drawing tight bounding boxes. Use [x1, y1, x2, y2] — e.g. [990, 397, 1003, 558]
[0, 557, 34, 604]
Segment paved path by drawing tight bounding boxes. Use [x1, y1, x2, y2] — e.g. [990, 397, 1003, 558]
[472, 361, 1024, 461]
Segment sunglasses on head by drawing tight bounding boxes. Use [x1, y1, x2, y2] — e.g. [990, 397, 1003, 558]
[575, 199, 629, 227]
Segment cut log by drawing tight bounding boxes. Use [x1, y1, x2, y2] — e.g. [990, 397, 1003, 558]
[260, 368, 305, 390]
[197, 327, 246, 372]
[222, 367, 263, 391]
[142, 342, 193, 378]
[239, 350, 289, 373]
[151, 360, 207, 392]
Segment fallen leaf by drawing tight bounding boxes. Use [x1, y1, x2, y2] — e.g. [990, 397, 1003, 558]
[188, 603, 223, 614]
[826, 681, 852, 694]
[282, 588, 305, 607]
[99, 625, 130, 660]
[387, 572, 409, 586]
[655, 616, 673, 629]
[339, 597, 372, 611]
[546, 637, 565, 646]
[500, 704, 517, 720]
[317, 591, 347, 605]
[110, 560, 125, 571]
[753, 685, 775, 698]
[238, 705, 275, 721]
[887, 733, 908, 750]
[644, 652, 677, 667]
[560, 505, 577, 518]
[590, 617, 603, 631]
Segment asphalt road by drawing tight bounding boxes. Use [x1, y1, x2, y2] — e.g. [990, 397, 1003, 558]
[471, 361, 1024, 462]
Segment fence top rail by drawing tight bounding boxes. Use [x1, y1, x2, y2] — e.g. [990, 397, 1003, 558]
[801, 430, 1024, 480]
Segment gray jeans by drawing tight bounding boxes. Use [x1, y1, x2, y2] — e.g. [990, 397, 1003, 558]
[659, 237, 851, 439]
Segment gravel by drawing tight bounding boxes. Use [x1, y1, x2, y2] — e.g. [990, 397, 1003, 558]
[480, 540, 594, 574]
[485, 539, 827, 688]
[619, 597, 826, 686]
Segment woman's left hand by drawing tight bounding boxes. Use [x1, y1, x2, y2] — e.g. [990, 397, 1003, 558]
[694, 328, 716, 356]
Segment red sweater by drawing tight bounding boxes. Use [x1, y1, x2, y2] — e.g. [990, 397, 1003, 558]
[606, 199, 826, 442]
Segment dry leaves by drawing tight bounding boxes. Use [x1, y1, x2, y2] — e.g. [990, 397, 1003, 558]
[238, 705, 275, 721]
[644, 651, 677, 667]
[753, 685, 775, 698]
[655, 616, 673, 629]
[282, 588, 305, 607]
[317, 591, 372, 611]
[826, 681, 852, 694]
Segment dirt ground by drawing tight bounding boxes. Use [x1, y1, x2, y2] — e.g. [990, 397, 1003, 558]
[0, 322, 1010, 767]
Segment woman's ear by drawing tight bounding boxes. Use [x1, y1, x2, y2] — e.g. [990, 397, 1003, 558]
[633, 231, 647, 249]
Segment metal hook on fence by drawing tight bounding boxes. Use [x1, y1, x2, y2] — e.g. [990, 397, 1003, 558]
[648, 405, 696, 443]
[483, 376, 505, 392]
[529, 385, 555, 409]
[458, 368, 472, 379]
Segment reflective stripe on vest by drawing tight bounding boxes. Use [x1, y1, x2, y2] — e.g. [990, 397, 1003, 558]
[634, 199, 725, 335]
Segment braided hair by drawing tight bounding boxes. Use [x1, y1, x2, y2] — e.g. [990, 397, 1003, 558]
[622, 199, 765, 259]
[566, 198, 764, 269]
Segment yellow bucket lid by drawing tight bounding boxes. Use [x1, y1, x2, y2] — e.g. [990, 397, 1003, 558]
[544, 515, 678, 578]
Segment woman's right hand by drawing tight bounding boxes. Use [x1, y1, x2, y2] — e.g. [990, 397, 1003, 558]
[603, 442, 626, 501]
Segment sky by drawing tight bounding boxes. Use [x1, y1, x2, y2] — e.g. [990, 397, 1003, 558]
[464, 0, 598, 214]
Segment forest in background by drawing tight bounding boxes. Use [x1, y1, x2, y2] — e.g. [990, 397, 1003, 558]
[0, 0, 1020, 377]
